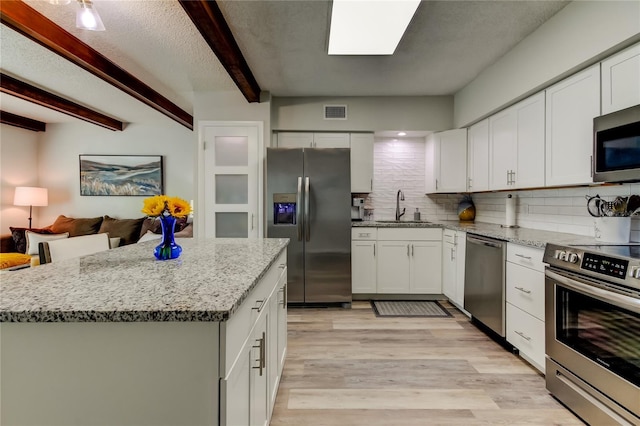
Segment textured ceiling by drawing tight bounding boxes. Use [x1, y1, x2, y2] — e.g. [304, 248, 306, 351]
[0, 0, 569, 127]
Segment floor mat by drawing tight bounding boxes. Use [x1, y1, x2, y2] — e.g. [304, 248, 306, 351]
[371, 300, 452, 317]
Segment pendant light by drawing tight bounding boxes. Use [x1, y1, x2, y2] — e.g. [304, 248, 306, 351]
[76, 0, 105, 31]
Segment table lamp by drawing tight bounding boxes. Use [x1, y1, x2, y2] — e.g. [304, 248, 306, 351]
[14, 186, 48, 229]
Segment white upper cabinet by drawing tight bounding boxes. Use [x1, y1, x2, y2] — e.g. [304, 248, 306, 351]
[275, 132, 314, 148]
[312, 133, 350, 148]
[545, 64, 600, 186]
[601, 42, 640, 115]
[350, 133, 374, 193]
[424, 133, 437, 194]
[467, 119, 490, 192]
[425, 129, 468, 193]
[489, 92, 545, 190]
[275, 132, 373, 193]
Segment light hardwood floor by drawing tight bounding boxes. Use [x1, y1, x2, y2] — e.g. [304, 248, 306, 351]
[270, 301, 583, 426]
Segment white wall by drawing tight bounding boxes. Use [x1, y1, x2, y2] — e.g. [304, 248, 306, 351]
[356, 137, 461, 221]
[37, 121, 194, 226]
[0, 124, 41, 233]
[271, 96, 453, 133]
[454, 1, 640, 127]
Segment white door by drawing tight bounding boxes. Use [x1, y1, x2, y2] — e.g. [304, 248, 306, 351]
[410, 241, 442, 294]
[351, 240, 376, 293]
[442, 240, 456, 300]
[424, 133, 438, 193]
[489, 108, 516, 190]
[313, 133, 350, 148]
[377, 241, 410, 293]
[276, 132, 313, 148]
[350, 133, 374, 193]
[546, 65, 600, 186]
[467, 119, 489, 192]
[438, 129, 468, 193]
[201, 123, 262, 239]
[514, 92, 545, 189]
[601, 42, 640, 114]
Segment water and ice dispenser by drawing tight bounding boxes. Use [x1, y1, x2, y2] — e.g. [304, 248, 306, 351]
[273, 193, 297, 225]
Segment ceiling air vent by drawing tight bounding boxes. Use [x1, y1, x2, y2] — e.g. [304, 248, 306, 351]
[324, 105, 347, 120]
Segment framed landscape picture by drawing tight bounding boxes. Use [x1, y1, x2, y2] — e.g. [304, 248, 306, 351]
[79, 155, 164, 196]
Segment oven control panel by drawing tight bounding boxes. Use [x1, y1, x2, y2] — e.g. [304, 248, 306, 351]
[580, 252, 628, 279]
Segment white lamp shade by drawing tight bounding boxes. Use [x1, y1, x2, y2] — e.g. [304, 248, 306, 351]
[14, 187, 49, 207]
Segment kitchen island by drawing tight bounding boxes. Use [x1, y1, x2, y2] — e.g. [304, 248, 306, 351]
[1, 238, 289, 426]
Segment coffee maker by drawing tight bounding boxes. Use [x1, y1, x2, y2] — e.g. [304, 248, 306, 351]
[351, 198, 364, 221]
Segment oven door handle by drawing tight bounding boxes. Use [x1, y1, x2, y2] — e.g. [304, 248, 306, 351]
[546, 269, 640, 314]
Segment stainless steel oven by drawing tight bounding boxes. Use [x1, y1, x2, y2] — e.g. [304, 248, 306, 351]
[544, 243, 640, 425]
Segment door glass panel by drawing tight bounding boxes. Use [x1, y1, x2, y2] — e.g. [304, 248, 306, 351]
[216, 175, 248, 204]
[216, 212, 248, 238]
[215, 136, 248, 166]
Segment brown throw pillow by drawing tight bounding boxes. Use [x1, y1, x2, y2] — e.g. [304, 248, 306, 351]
[98, 215, 145, 246]
[9, 227, 53, 254]
[50, 215, 103, 237]
[138, 216, 189, 239]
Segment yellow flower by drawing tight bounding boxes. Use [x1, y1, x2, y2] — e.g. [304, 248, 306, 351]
[142, 195, 191, 218]
[167, 196, 191, 218]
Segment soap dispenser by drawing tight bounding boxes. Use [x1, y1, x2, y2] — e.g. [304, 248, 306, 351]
[414, 208, 421, 221]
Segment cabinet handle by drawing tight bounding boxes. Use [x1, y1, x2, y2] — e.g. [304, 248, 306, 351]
[279, 282, 287, 307]
[252, 333, 265, 375]
[252, 299, 266, 312]
[373, 243, 376, 257]
[506, 170, 510, 185]
[251, 213, 254, 231]
[515, 286, 531, 294]
[435, 179, 439, 190]
[468, 177, 472, 189]
[370, 178, 373, 191]
[590, 155, 593, 177]
[451, 247, 455, 261]
[515, 330, 531, 341]
[511, 170, 516, 184]
[278, 263, 286, 269]
[407, 244, 410, 257]
[515, 253, 532, 260]
[411, 244, 414, 257]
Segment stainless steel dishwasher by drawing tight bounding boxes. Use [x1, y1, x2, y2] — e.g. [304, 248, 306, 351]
[464, 234, 506, 337]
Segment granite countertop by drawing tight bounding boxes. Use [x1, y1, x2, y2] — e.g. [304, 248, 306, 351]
[0, 238, 289, 323]
[353, 220, 598, 248]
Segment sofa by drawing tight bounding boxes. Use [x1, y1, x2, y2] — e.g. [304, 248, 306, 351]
[1, 214, 193, 268]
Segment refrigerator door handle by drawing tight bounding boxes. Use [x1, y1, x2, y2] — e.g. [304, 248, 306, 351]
[304, 177, 310, 242]
[296, 177, 303, 241]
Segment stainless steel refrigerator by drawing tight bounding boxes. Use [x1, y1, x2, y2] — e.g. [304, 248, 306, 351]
[266, 148, 352, 305]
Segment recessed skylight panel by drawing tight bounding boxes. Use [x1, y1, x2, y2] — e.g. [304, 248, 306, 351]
[328, 0, 421, 55]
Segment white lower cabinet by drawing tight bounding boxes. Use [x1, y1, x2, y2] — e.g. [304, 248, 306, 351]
[442, 230, 467, 311]
[376, 228, 442, 294]
[221, 251, 287, 426]
[505, 243, 545, 373]
[351, 228, 378, 294]
[506, 303, 545, 373]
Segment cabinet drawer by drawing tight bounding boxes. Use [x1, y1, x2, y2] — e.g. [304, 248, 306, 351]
[507, 243, 544, 273]
[443, 229, 456, 244]
[222, 251, 286, 375]
[506, 262, 544, 321]
[377, 227, 441, 241]
[506, 303, 545, 373]
[351, 228, 377, 240]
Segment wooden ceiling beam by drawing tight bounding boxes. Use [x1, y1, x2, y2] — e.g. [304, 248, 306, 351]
[0, 110, 46, 132]
[1, 73, 124, 131]
[179, 0, 262, 103]
[0, 0, 193, 130]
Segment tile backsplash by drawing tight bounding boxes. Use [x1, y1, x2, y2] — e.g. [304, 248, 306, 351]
[357, 137, 639, 241]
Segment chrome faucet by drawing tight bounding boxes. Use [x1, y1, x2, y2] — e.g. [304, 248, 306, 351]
[395, 189, 405, 221]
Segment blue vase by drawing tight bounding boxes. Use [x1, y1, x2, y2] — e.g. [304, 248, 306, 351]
[154, 215, 182, 260]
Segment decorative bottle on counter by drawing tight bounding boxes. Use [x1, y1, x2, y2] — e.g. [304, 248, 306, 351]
[457, 195, 476, 222]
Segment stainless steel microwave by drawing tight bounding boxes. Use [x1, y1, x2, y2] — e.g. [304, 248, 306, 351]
[593, 104, 640, 183]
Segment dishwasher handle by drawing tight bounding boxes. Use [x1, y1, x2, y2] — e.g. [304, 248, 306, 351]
[466, 235, 504, 249]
